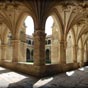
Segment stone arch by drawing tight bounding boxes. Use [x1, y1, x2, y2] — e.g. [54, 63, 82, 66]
[83, 36, 88, 46]
[46, 49, 51, 63]
[0, 12, 12, 33]
[44, 8, 65, 64]
[44, 8, 64, 41]
[12, 12, 35, 62]
[77, 26, 88, 43]
[83, 38, 88, 63]
[15, 11, 36, 39]
[65, 11, 87, 38]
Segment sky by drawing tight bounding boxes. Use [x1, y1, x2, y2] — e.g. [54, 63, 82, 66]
[25, 16, 54, 35]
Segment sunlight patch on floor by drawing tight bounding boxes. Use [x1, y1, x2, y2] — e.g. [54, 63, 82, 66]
[0, 67, 28, 83]
[78, 67, 84, 71]
[66, 71, 75, 76]
[0, 67, 6, 70]
[85, 66, 88, 68]
[33, 77, 53, 88]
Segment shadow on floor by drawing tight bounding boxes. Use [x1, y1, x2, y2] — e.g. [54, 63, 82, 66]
[0, 69, 10, 74]
[8, 77, 38, 88]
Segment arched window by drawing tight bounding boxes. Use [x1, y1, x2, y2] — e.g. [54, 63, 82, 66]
[45, 16, 53, 64]
[26, 49, 30, 62]
[24, 16, 34, 63]
[28, 40, 31, 44]
[46, 49, 51, 63]
[48, 40, 51, 44]
[25, 16, 34, 36]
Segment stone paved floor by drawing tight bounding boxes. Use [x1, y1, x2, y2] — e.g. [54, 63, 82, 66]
[34, 66, 88, 88]
[0, 67, 38, 88]
[0, 66, 88, 88]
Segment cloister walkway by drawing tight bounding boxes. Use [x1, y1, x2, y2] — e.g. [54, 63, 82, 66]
[0, 66, 88, 88]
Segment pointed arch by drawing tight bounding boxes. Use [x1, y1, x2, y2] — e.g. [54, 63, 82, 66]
[0, 11, 12, 33]
[15, 11, 36, 39]
[44, 8, 64, 40]
[84, 36, 88, 46]
[65, 11, 87, 38]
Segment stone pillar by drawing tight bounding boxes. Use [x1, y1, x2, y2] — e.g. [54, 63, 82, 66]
[20, 41, 27, 62]
[72, 45, 77, 63]
[33, 30, 46, 66]
[12, 40, 20, 62]
[86, 44, 88, 62]
[58, 41, 66, 64]
[51, 40, 59, 64]
[1, 44, 7, 61]
[0, 45, 1, 61]
[80, 48, 84, 66]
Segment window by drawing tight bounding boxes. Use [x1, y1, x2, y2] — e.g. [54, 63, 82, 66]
[48, 40, 51, 44]
[28, 40, 31, 44]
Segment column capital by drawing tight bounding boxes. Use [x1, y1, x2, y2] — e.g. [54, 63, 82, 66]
[34, 30, 46, 37]
[12, 39, 21, 62]
[0, 44, 8, 49]
[59, 40, 64, 43]
[11, 39, 21, 45]
[1, 44, 7, 47]
[11, 39, 20, 42]
[72, 44, 78, 48]
[79, 47, 84, 50]
[59, 40, 65, 45]
[1, 44, 7, 61]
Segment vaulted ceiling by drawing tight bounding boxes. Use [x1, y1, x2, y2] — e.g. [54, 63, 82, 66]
[0, 0, 87, 44]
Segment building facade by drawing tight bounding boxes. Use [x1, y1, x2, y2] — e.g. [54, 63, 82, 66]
[26, 34, 51, 63]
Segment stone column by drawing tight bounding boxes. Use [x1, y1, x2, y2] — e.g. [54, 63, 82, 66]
[58, 41, 66, 64]
[80, 48, 84, 66]
[0, 45, 1, 61]
[72, 45, 77, 63]
[12, 39, 20, 62]
[20, 41, 27, 62]
[33, 30, 46, 66]
[1, 44, 7, 61]
[86, 44, 88, 62]
[51, 40, 59, 64]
